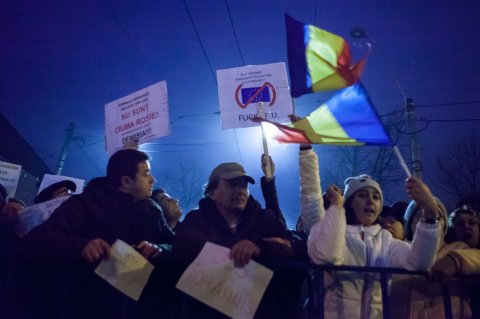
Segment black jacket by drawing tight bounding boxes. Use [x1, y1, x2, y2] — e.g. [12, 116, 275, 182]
[11, 177, 175, 319]
[173, 195, 293, 264]
[22, 177, 174, 265]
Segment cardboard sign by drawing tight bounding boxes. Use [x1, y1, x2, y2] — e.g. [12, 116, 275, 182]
[176, 242, 273, 319]
[105, 80, 170, 154]
[217, 62, 293, 129]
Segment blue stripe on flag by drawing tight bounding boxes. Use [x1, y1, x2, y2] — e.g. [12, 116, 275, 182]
[326, 84, 391, 145]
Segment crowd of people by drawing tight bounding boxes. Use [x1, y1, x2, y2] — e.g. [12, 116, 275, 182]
[0, 143, 479, 319]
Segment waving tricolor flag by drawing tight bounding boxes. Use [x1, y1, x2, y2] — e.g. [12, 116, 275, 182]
[286, 14, 367, 98]
[253, 84, 391, 146]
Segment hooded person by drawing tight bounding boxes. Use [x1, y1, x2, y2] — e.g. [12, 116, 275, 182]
[403, 198, 449, 243]
[34, 180, 77, 204]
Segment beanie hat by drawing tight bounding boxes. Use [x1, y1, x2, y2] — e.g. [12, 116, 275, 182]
[404, 197, 448, 241]
[343, 174, 383, 208]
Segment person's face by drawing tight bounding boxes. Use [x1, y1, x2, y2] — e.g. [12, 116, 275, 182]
[125, 161, 156, 201]
[453, 213, 479, 247]
[211, 177, 249, 214]
[154, 192, 182, 222]
[350, 187, 382, 226]
[1, 202, 24, 224]
[379, 216, 404, 240]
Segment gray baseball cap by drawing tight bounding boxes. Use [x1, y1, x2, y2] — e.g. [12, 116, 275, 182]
[208, 162, 255, 184]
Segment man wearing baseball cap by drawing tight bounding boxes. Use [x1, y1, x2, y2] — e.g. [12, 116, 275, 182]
[173, 162, 299, 318]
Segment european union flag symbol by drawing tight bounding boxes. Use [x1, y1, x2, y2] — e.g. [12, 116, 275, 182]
[241, 86, 271, 104]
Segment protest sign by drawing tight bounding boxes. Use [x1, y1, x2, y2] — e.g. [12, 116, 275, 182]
[95, 239, 154, 301]
[15, 196, 69, 238]
[0, 160, 22, 197]
[217, 62, 293, 129]
[176, 242, 273, 319]
[105, 80, 170, 154]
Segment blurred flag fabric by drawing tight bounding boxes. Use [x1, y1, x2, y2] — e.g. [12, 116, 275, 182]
[253, 83, 391, 146]
[286, 14, 367, 98]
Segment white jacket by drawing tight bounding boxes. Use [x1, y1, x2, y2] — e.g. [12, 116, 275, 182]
[300, 148, 441, 319]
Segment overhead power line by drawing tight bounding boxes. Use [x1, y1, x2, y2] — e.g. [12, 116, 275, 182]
[224, 0, 245, 66]
[415, 100, 480, 108]
[182, 0, 217, 84]
[102, 0, 157, 78]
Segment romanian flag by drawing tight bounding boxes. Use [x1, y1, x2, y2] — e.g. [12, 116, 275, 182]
[286, 14, 367, 98]
[253, 83, 391, 146]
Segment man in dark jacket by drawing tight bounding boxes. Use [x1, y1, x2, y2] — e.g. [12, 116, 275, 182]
[173, 162, 297, 319]
[9, 149, 175, 319]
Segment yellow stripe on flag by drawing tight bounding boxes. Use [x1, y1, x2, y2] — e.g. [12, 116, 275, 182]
[294, 104, 363, 145]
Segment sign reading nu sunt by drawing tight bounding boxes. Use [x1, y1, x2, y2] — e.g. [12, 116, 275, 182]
[105, 81, 170, 154]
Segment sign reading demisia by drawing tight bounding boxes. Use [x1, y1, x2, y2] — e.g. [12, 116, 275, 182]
[105, 80, 170, 155]
[217, 62, 293, 129]
[0, 160, 22, 197]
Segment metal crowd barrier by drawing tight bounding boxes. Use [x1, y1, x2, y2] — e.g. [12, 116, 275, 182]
[290, 263, 454, 319]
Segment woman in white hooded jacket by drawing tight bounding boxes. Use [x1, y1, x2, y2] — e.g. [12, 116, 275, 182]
[300, 147, 442, 319]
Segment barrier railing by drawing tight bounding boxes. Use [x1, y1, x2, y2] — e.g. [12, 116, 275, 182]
[257, 261, 457, 319]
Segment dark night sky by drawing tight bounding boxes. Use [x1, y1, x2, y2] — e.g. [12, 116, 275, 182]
[1, 0, 479, 227]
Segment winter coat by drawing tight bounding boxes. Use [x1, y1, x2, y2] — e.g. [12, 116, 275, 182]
[300, 148, 441, 319]
[390, 242, 474, 319]
[173, 195, 298, 319]
[173, 195, 293, 264]
[13, 177, 175, 319]
[22, 177, 174, 264]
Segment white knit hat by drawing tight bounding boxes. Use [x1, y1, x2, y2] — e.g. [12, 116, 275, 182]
[343, 174, 383, 207]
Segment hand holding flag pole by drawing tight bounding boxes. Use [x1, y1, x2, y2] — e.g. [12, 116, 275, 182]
[257, 102, 272, 179]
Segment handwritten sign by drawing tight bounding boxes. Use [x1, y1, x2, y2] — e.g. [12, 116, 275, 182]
[0, 160, 22, 197]
[105, 80, 170, 154]
[176, 242, 273, 319]
[217, 62, 293, 129]
[95, 239, 154, 301]
[15, 196, 69, 238]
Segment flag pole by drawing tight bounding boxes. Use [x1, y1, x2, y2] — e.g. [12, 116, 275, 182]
[393, 145, 412, 178]
[257, 102, 272, 179]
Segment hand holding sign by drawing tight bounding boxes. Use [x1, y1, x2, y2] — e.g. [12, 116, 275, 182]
[229, 239, 260, 268]
[176, 242, 273, 319]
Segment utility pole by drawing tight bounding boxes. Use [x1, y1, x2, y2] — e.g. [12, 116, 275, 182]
[406, 98, 422, 179]
[55, 123, 75, 175]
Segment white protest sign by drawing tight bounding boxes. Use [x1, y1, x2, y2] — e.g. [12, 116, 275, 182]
[38, 174, 85, 195]
[0, 161, 22, 197]
[15, 196, 69, 238]
[95, 239, 154, 301]
[105, 80, 170, 154]
[176, 242, 274, 319]
[217, 62, 293, 129]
